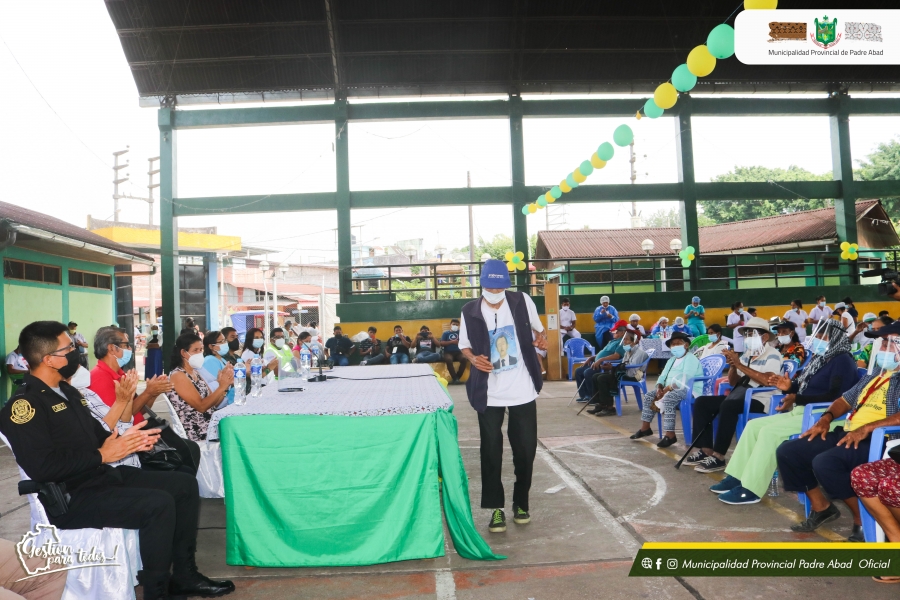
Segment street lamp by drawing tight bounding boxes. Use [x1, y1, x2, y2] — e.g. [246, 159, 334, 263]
[641, 239, 655, 256]
[669, 239, 683, 254]
[273, 263, 289, 332]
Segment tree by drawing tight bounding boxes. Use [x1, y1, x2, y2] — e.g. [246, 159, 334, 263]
[856, 137, 900, 220]
[699, 165, 832, 224]
[455, 233, 538, 260]
[643, 207, 716, 228]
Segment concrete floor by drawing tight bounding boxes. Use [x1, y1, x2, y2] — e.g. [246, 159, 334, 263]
[0, 379, 894, 599]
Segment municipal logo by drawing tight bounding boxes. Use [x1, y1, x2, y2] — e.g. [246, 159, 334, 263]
[15, 524, 120, 581]
[811, 15, 841, 49]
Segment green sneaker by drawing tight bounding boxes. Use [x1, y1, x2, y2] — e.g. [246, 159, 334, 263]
[512, 504, 530, 524]
[488, 509, 507, 532]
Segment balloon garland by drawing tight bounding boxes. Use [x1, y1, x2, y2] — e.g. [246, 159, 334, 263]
[840, 242, 859, 261]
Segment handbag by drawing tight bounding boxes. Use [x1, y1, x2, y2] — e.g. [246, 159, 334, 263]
[137, 409, 185, 472]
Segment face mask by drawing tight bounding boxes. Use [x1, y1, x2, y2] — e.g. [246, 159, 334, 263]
[708, 334, 718, 343]
[670, 345, 687, 358]
[562, 305, 570, 310]
[818, 301, 826, 308]
[228, 339, 241, 351]
[69, 330, 76, 335]
[69, 365, 91, 389]
[187, 353, 205, 369]
[876, 351, 900, 371]
[274, 339, 286, 349]
[794, 308, 801, 313]
[777, 335, 792, 345]
[117, 348, 133, 368]
[744, 335, 763, 352]
[54, 349, 82, 380]
[334, 333, 342, 338]
[217, 343, 229, 356]
[369, 333, 376, 339]
[810, 337, 829, 356]
[621, 344, 632, 352]
[451, 325, 459, 332]
[252, 338, 264, 349]
[483, 289, 506, 304]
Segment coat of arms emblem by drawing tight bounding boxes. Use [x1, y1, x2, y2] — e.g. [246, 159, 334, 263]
[811, 15, 841, 49]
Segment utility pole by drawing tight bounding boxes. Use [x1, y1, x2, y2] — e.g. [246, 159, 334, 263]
[147, 157, 160, 226]
[112, 148, 158, 225]
[629, 140, 643, 228]
[467, 171, 475, 296]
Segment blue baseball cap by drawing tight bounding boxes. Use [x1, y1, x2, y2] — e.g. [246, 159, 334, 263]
[480, 259, 511, 289]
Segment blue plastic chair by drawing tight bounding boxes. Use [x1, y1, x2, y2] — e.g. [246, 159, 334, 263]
[857, 367, 868, 380]
[735, 360, 796, 440]
[614, 349, 655, 416]
[564, 338, 595, 380]
[794, 403, 847, 517]
[860, 426, 900, 542]
[654, 354, 725, 440]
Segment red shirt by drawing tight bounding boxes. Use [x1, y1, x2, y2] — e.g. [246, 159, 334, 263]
[89, 361, 144, 424]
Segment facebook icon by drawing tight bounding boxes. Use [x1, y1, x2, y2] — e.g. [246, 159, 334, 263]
[656, 558, 662, 570]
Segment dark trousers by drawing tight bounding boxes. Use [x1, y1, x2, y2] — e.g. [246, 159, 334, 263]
[574, 359, 595, 397]
[443, 351, 468, 380]
[363, 354, 387, 365]
[591, 372, 636, 407]
[53, 466, 200, 575]
[776, 429, 872, 500]
[477, 401, 537, 511]
[692, 392, 765, 455]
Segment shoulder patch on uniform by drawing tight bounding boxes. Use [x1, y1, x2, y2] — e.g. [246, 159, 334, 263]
[81, 398, 88, 406]
[51, 402, 67, 413]
[10, 399, 35, 424]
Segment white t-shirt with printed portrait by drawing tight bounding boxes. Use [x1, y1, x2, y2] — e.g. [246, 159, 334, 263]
[459, 294, 544, 407]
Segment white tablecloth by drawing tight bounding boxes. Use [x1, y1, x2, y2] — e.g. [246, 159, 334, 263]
[206, 363, 451, 441]
[640, 338, 672, 361]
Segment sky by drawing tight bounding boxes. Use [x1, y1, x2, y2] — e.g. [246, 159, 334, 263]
[1, 2, 899, 265]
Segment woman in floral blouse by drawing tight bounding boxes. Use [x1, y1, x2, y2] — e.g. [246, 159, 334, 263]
[167, 332, 233, 442]
[773, 320, 806, 367]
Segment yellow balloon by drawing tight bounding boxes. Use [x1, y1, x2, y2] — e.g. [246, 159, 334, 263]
[544, 192, 554, 203]
[635, 110, 642, 121]
[840, 241, 850, 251]
[590, 153, 606, 169]
[688, 254, 695, 261]
[687, 45, 716, 77]
[841, 251, 850, 260]
[654, 82, 678, 110]
[573, 169, 587, 183]
[528, 204, 537, 214]
[560, 180, 572, 193]
[744, 0, 777, 8]
[505, 251, 514, 261]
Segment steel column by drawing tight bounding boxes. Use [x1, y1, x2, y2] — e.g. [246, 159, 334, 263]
[509, 95, 529, 290]
[158, 108, 180, 365]
[335, 99, 353, 302]
[675, 95, 700, 290]
[831, 92, 858, 245]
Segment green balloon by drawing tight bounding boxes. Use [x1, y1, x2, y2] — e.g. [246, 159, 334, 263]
[685, 245, 695, 254]
[550, 186, 562, 199]
[579, 160, 594, 176]
[681, 258, 691, 268]
[521, 205, 530, 215]
[566, 173, 579, 188]
[671, 64, 697, 93]
[613, 124, 634, 147]
[707, 24, 735, 60]
[644, 98, 664, 119]
[596, 142, 615, 161]
[537, 197, 548, 207]
[512, 255, 521, 263]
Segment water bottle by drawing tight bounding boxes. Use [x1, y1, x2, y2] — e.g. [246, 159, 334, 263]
[233, 360, 246, 406]
[768, 470, 780, 497]
[299, 351, 311, 382]
[250, 355, 264, 397]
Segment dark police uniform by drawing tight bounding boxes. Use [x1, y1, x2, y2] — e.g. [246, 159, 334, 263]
[0, 374, 200, 576]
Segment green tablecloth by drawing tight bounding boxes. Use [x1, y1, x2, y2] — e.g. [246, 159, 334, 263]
[220, 409, 504, 567]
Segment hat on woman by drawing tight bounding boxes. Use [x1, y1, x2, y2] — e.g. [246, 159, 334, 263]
[664, 331, 692, 347]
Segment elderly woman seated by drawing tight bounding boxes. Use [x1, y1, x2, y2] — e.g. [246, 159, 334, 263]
[695, 324, 730, 359]
[772, 320, 806, 366]
[705, 320, 858, 507]
[775, 323, 900, 542]
[167, 332, 233, 442]
[630, 332, 703, 448]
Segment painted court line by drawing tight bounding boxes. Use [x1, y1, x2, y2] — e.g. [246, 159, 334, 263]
[434, 569, 457, 600]
[537, 446, 640, 554]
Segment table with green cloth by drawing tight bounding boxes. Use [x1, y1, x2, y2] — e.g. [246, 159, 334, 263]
[209, 364, 504, 567]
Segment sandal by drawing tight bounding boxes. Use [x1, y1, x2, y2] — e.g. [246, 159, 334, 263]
[872, 576, 900, 584]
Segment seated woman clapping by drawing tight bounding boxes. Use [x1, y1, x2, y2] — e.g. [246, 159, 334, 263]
[703, 320, 858, 507]
[166, 332, 233, 442]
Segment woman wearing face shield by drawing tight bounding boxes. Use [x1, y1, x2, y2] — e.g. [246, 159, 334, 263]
[705, 320, 858, 506]
[776, 323, 900, 538]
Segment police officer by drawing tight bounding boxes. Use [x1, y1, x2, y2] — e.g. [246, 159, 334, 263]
[0, 321, 234, 600]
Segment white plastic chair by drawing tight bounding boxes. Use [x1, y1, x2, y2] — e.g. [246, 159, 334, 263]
[0, 433, 142, 600]
[161, 397, 224, 499]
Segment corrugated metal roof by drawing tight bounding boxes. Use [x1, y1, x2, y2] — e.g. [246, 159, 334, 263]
[535, 200, 896, 259]
[104, 0, 900, 101]
[0, 201, 153, 262]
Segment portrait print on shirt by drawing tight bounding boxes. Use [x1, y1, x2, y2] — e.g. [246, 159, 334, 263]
[490, 326, 519, 372]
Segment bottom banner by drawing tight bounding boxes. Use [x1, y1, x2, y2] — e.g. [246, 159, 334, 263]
[629, 543, 900, 577]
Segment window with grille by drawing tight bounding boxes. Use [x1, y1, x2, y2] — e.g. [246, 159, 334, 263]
[3, 259, 61, 284]
[68, 269, 112, 290]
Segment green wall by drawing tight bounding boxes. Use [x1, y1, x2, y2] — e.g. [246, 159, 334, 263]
[0, 247, 116, 404]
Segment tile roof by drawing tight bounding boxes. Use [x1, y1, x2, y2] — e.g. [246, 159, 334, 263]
[535, 200, 891, 259]
[0, 201, 153, 262]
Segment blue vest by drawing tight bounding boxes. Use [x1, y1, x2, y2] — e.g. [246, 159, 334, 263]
[461, 291, 544, 413]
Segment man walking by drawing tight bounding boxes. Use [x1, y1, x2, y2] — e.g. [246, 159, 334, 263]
[459, 259, 548, 533]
